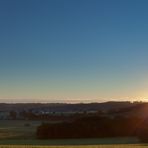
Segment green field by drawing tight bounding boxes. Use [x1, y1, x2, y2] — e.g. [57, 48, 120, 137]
[0, 137, 139, 145]
[0, 145, 148, 148]
[0, 120, 41, 139]
[0, 120, 146, 148]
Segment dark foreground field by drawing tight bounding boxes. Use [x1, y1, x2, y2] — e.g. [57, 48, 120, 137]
[0, 120, 147, 148]
[0, 137, 139, 145]
[0, 145, 148, 148]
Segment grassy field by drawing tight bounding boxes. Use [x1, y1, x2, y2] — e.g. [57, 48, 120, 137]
[0, 137, 139, 145]
[0, 120, 41, 139]
[0, 120, 145, 148]
[0, 145, 148, 148]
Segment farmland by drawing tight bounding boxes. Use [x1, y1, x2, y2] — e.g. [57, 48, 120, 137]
[0, 108, 146, 147]
[0, 119, 146, 148]
[0, 145, 148, 148]
[0, 120, 41, 139]
[0, 120, 141, 146]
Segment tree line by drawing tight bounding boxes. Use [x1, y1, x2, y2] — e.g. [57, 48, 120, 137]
[36, 115, 148, 142]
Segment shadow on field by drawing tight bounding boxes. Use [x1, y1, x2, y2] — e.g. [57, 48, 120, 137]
[0, 137, 140, 146]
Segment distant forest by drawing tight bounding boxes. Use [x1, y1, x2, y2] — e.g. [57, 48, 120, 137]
[37, 115, 148, 141]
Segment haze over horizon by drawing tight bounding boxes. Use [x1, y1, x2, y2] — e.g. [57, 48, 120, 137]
[1, 0, 148, 103]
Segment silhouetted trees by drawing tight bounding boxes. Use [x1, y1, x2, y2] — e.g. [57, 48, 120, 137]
[9, 111, 17, 119]
[36, 116, 145, 139]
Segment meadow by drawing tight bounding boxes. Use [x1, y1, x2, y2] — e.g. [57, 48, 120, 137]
[0, 120, 41, 139]
[0, 145, 148, 148]
[0, 120, 146, 148]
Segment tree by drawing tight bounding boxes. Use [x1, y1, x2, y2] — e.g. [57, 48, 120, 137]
[9, 111, 17, 119]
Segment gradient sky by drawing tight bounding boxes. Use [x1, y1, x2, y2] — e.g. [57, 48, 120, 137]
[0, 0, 148, 103]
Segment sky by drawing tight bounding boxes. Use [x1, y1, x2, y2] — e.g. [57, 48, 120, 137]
[0, 0, 148, 103]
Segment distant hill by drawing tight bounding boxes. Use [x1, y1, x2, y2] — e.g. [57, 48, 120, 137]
[108, 103, 148, 118]
[0, 101, 143, 113]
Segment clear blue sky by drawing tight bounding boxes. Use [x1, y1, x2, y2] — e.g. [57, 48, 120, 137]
[0, 0, 148, 103]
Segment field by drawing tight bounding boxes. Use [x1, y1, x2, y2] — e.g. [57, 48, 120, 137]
[0, 120, 147, 148]
[0, 145, 148, 148]
[0, 120, 41, 139]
